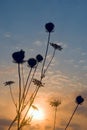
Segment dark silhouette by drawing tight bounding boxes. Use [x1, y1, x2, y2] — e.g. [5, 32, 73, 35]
[12, 50, 25, 64]
[50, 43, 63, 51]
[27, 58, 37, 68]
[4, 22, 63, 130]
[50, 99, 61, 130]
[45, 22, 55, 33]
[4, 81, 15, 86]
[65, 95, 84, 130]
[36, 54, 43, 62]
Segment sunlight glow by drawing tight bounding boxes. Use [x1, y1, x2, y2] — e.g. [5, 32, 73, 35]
[27, 107, 45, 121]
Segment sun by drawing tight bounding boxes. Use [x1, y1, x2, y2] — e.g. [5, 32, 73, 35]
[27, 105, 45, 121]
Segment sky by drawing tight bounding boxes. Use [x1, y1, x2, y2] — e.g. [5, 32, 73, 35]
[0, 0, 87, 130]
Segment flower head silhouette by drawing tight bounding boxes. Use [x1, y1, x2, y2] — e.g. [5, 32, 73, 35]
[76, 95, 84, 105]
[50, 99, 61, 107]
[12, 50, 25, 64]
[33, 79, 44, 87]
[4, 81, 15, 86]
[27, 58, 37, 68]
[45, 22, 55, 33]
[50, 99, 61, 130]
[36, 54, 43, 63]
[50, 43, 63, 51]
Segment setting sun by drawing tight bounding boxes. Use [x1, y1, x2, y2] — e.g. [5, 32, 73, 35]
[27, 106, 45, 121]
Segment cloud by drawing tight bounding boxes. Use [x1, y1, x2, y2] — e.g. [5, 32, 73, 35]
[45, 125, 52, 130]
[0, 126, 4, 130]
[30, 124, 41, 130]
[79, 60, 85, 63]
[70, 123, 81, 130]
[4, 32, 11, 38]
[81, 52, 87, 56]
[82, 65, 87, 70]
[33, 40, 42, 46]
[0, 118, 11, 126]
[43, 69, 86, 95]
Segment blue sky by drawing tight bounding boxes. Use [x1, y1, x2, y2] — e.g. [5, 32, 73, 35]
[0, 0, 87, 130]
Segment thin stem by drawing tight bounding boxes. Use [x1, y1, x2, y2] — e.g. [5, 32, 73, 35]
[21, 64, 25, 89]
[65, 104, 79, 130]
[9, 85, 17, 108]
[41, 32, 51, 79]
[20, 68, 32, 107]
[20, 86, 40, 127]
[18, 63, 21, 130]
[44, 49, 55, 74]
[53, 107, 57, 130]
[8, 116, 17, 130]
[25, 68, 32, 89]
[24, 65, 38, 101]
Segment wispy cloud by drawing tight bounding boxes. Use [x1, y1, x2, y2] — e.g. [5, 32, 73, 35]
[33, 40, 42, 46]
[4, 32, 12, 38]
[0, 118, 11, 126]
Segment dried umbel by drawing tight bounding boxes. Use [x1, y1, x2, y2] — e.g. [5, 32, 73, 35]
[50, 43, 63, 51]
[50, 99, 61, 107]
[33, 79, 44, 87]
[45, 22, 55, 33]
[4, 81, 15, 86]
[50, 99, 61, 130]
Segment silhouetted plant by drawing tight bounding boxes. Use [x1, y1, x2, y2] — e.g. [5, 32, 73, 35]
[4, 81, 16, 106]
[65, 95, 84, 130]
[50, 99, 61, 130]
[44, 43, 63, 74]
[4, 22, 63, 130]
[41, 22, 55, 79]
